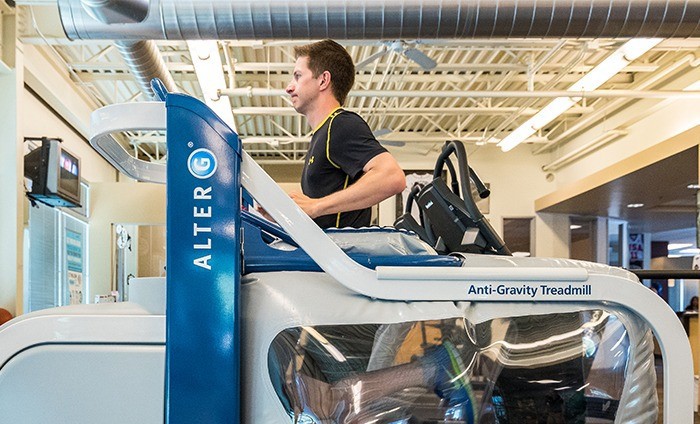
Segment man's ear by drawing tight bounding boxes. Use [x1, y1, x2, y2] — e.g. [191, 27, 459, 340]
[318, 70, 332, 91]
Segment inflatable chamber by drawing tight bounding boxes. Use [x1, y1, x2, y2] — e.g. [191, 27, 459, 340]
[243, 250, 658, 423]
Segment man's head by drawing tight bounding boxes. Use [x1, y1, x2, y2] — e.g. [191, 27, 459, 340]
[288, 39, 355, 110]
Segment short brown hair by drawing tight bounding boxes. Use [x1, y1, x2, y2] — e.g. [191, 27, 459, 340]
[294, 39, 355, 105]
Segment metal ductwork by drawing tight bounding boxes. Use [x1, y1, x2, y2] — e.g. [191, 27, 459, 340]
[80, 0, 149, 24]
[72, 1, 177, 99]
[114, 40, 177, 99]
[59, 0, 700, 41]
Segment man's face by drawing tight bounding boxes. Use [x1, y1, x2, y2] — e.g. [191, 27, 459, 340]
[286, 56, 320, 115]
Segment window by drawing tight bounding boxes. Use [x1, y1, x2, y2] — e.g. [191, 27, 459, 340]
[24, 183, 89, 312]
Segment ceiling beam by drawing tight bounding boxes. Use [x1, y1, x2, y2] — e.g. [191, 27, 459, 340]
[65, 61, 662, 74]
[231, 106, 594, 116]
[73, 70, 636, 85]
[222, 87, 700, 100]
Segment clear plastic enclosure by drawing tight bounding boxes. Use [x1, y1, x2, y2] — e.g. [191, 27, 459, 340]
[268, 310, 640, 423]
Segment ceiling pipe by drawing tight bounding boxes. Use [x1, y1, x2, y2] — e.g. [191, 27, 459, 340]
[59, 0, 699, 103]
[80, 0, 149, 24]
[240, 135, 547, 145]
[67, 61, 660, 75]
[73, 0, 177, 99]
[221, 87, 700, 99]
[58, 0, 700, 40]
[114, 40, 177, 99]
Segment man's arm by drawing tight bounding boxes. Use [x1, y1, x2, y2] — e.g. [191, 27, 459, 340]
[290, 152, 405, 218]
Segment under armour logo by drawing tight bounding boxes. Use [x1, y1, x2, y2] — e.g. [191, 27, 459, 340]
[309, 156, 315, 164]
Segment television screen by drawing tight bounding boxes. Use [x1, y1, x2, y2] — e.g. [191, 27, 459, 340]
[24, 138, 81, 208]
[59, 149, 80, 200]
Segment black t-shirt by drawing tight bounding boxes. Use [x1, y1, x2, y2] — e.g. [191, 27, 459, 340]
[301, 109, 387, 229]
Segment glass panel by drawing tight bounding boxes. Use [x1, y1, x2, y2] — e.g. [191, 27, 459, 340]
[63, 214, 88, 305]
[113, 224, 166, 301]
[608, 219, 628, 268]
[503, 218, 533, 257]
[269, 311, 632, 423]
[570, 218, 597, 262]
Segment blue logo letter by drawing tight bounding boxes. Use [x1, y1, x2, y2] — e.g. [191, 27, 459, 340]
[188, 148, 217, 179]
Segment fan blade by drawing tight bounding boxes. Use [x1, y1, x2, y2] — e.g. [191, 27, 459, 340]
[373, 128, 406, 147]
[403, 48, 437, 70]
[355, 48, 389, 70]
[372, 128, 393, 138]
[379, 140, 407, 147]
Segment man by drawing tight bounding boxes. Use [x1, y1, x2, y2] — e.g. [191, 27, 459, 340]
[285, 39, 406, 228]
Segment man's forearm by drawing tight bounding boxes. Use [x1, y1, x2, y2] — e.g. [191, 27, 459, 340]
[313, 169, 404, 216]
[291, 152, 406, 219]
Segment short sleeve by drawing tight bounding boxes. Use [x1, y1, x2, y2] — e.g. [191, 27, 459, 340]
[327, 112, 388, 179]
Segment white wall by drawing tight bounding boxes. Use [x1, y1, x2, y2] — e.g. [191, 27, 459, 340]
[0, 67, 22, 315]
[16, 42, 118, 313]
[89, 182, 166, 299]
[22, 44, 97, 139]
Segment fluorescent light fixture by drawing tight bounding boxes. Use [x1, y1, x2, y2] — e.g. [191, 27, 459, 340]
[685, 81, 700, 91]
[627, 203, 644, 208]
[498, 124, 539, 152]
[528, 97, 577, 130]
[498, 38, 662, 152]
[570, 224, 583, 230]
[668, 243, 693, 250]
[668, 254, 682, 258]
[688, 184, 700, 189]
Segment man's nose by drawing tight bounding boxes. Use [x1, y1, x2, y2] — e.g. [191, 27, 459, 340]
[286, 82, 294, 94]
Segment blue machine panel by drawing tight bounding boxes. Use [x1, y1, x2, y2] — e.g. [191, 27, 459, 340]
[162, 80, 242, 424]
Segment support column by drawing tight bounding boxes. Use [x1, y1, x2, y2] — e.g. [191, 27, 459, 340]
[0, 10, 22, 315]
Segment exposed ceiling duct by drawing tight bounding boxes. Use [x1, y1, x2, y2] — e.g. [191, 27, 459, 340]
[59, 0, 700, 41]
[114, 40, 177, 98]
[80, 0, 149, 24]
[60, 0, 177, 100]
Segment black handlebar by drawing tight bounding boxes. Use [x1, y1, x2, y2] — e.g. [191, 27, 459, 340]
[433, 140, 511, 256]
[442, 158, 461, 195]
[405, 183, 423, 214]
[631, 270, 700, 279]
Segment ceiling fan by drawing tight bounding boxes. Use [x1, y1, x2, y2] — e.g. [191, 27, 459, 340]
[373, 128, 406, 147]
[355, 40, 437, 71]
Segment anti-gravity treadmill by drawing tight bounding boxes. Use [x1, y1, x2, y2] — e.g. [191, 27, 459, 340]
[0, 81, 692, 424]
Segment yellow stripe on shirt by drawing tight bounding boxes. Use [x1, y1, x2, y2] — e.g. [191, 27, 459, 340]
[325, 109, 343, 169]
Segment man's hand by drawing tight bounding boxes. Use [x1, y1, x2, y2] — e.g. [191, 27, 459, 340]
[290, 191, 322, 218]
[255, 205, 276, 223]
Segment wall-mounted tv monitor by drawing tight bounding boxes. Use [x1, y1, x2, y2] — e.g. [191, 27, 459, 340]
[24, 137, 81, 208]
